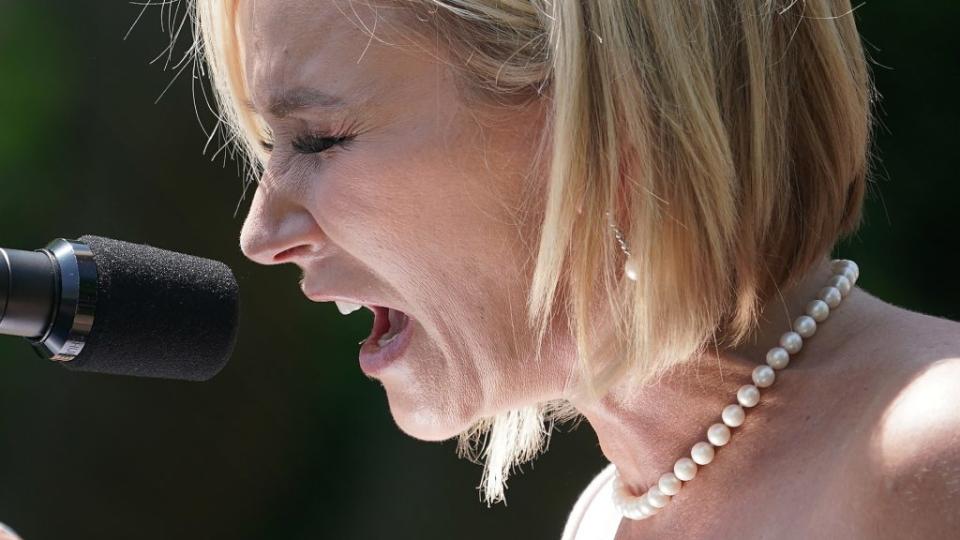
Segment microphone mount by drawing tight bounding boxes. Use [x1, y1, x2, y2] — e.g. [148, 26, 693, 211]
[33, 239, 98, 361]
[0, 239, 98, 361]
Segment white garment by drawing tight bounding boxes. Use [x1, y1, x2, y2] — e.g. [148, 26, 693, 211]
[561, 463, 623, 540]
[0, 522, 22, 540]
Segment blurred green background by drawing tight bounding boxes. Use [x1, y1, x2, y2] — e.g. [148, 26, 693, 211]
[0, 2, 956, 539]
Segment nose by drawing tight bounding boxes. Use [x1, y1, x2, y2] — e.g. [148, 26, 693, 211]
[239, 181, 323, 266]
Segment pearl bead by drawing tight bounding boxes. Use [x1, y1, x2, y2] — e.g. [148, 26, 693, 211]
[721, 403, 745, 427]
[793, 315, 817, 338]
[707, 422, 731, 446]
[639, 494, 659, 516]
[819, 286, 842, 308]
[622, 499, 647, 520]
[752, 365, 776, 387]
[805, 299, 830, 322]
[779, 331, 803, 354]
[691, 441, 715, 465]
[766, 347, 790, 369]
[844, 260, 860, 282]
[829, 275, 852, 296]
[624, 256, 639, 281]
[613, 476, 649, 519]
[831, 259, 859, 282]
[737, 384, 760, 407]
[839, 267, 857, 285]
[658, 472, 682, 496]
[674, 457, 698, 481]
[646, 486, 670, 508]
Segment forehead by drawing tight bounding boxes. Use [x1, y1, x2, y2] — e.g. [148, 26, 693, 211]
[236, 0, 418, 112]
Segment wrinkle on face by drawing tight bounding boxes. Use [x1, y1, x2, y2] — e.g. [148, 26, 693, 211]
[236, 0, 555, 442]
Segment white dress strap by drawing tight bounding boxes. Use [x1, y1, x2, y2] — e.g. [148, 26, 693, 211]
[560, 463, 623, 540]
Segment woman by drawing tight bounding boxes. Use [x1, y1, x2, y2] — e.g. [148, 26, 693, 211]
[194, 0, 960, 537]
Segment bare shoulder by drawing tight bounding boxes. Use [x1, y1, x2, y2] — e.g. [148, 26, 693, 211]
[859, 304, 960, 537]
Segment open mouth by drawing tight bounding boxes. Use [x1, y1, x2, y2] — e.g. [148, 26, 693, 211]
[365, 305, 411, 348]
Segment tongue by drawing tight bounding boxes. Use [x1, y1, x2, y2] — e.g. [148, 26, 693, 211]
[382, 308, 407, 340]
[364, 306, 391, 345]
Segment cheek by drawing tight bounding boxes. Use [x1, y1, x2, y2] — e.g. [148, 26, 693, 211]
[313, 130, 487, 279]
[306, 112, 554, 414]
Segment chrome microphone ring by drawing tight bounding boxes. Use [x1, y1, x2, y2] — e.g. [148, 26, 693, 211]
[30, 239, 98, 361]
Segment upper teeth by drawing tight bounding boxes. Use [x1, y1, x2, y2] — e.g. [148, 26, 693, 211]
[335, 300, 363, 315]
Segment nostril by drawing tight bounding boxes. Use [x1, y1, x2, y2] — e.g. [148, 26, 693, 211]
[273, 244, 314, 263]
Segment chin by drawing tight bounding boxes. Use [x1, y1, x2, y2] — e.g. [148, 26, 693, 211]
[383, 387, 479, 442]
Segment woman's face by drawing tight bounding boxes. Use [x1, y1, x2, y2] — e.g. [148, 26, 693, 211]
[237, 0, 573, 440]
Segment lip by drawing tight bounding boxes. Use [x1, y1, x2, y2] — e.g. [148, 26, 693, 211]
[358, 308, 415, 376]
[303, 289, 415, 374]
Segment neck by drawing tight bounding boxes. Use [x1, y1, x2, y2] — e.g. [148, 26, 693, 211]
[568, 255, 863, 495]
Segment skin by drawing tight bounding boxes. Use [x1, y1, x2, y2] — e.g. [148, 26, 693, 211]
[236, 0, 570, 442]
[593, 260, 960, 539]
[235, 1, 960, 537]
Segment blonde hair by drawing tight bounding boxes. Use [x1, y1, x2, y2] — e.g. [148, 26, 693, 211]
[187, 0, 873, 505]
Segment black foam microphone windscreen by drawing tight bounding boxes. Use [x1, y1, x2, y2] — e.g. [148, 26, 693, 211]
[61, 235, 240, 381]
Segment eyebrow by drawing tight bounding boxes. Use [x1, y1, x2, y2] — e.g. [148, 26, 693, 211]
[244, 87, 347, 118]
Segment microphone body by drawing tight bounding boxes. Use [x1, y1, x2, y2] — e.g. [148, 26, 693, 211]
[0, 236, 239, 381]
[0, 247, 60, 338]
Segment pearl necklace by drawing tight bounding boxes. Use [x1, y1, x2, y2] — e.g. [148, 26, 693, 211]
[610, 258, 860, 520]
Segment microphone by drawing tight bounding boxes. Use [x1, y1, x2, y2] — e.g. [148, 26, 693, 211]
[0, 235, 239, 381]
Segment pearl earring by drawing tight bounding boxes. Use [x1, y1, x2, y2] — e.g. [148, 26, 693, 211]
[606, 211, 639, 281]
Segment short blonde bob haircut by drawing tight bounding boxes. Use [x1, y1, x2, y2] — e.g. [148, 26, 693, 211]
[189, 0, 873, 504]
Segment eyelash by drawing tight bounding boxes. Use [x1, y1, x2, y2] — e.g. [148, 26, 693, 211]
[259, 132, 355, 154]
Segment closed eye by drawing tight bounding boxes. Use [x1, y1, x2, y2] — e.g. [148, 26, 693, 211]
[292, 133, 354, 154]
[258, 134, 354, 155]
